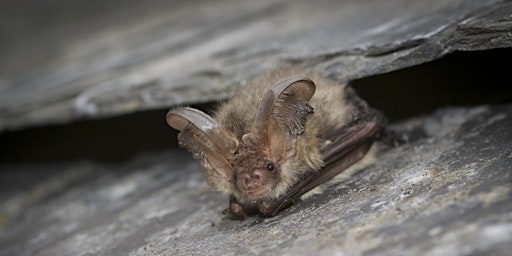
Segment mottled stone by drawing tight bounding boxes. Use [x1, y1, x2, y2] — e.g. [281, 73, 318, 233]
[1, 0, 511, 255]
[1, 104, 511, 255]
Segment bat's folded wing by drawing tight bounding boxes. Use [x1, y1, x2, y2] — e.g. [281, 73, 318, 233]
[260, 120, 382, 217]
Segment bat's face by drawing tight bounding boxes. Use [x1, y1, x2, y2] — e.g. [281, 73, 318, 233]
[231, 144, 281, 200]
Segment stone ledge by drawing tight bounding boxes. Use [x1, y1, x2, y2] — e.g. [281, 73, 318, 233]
[1, 104, 510, 255]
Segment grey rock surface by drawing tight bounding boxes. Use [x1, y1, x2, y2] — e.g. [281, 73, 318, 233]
[1, 0, 511, 131]
[1, 104, 511, 256]
[1, 0, 511, 255]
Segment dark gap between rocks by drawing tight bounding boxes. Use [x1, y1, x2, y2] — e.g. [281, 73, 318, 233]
[1, 48, 511, 164]
[351, 48, 512, 121]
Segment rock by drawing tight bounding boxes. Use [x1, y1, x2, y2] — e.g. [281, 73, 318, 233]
[1, 0, 511, 255]
[0, 0, 511, 131]
[1, 104, 511, 255]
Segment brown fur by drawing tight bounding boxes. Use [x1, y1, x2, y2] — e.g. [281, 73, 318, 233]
[168, 67, 383, 218]
[212, 68, 353, 204]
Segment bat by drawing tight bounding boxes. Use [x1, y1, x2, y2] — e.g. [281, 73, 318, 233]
[166, 70, 386, 220]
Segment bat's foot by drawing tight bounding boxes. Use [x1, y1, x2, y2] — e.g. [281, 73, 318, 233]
[258, 199, 295, 217]
[257, 201, 275, 217]
[222, 208, 245, 220]
[223, 196, 246, 220]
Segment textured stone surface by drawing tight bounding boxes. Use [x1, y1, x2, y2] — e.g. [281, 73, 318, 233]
[1, 104, 511, 255]
[1, 0, 511, 255]
[1, 0, 511, 131]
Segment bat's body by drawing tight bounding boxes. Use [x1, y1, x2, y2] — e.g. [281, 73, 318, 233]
[167, 70, 385, 219]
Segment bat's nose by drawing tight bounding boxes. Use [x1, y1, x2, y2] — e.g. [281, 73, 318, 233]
[241, 170, 263, 190]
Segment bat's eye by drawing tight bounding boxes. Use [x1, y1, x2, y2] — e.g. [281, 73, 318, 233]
[266, 163, 275, 172]
[234, 173, 239, 180]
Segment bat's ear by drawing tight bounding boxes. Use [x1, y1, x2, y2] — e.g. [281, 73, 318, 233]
[167, 108, 238, 190]
[243, 77, 315, 162]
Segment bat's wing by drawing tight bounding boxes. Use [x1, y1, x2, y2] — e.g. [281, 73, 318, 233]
[259, 118, 384, 217]
[259, 121, 382, 216]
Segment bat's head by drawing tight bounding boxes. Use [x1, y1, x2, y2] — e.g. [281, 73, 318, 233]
[167, 78, 319, 203]
[230, 146, 280, 199]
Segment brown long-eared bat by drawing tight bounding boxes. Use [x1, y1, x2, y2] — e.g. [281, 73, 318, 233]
[166, 70, 386, 220]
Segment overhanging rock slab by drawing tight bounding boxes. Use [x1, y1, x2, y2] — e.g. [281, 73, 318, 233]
[0, 0, 511, 131]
